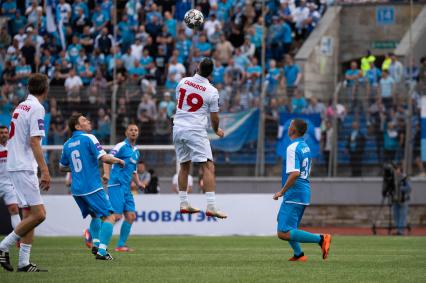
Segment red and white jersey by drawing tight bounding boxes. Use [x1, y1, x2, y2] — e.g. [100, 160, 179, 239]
[7, 94, 45, 172]
[0, 144, 12, 185]
[173, 74, 219, 131]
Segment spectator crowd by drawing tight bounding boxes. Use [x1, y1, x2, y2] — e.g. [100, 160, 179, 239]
[0, 0, 327, 145]
[335, 51, 426, 176]
[1, 0, 423, 177]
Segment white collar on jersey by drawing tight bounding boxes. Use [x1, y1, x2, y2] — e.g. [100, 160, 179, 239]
[193, 73, 209, 83]
[27, 94, 38, 101]
[27, 94, 42, 105]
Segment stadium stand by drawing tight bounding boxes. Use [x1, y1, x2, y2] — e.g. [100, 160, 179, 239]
[0, 0, 424, 177]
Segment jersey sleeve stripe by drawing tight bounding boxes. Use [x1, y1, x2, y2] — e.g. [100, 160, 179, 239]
[97, 150, 106, 159]
[111, 141, 126, 156]
[286, 142, 300, 174]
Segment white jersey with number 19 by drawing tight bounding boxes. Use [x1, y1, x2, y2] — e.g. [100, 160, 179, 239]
[173, 74, 219, 131]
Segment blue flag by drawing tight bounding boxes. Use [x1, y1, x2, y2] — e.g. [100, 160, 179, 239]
[207, 109, 259, 152]
[276, 113, 321, 158]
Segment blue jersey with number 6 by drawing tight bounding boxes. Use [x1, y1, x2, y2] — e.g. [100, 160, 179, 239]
[281, 137, 311, 205]
[60, 131, 107, 196]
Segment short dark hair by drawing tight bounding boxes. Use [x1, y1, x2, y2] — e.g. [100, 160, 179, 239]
[198, 58, 214, 78]
[28, 73, 49, 96]
[0, 125, 8, 131]
[293, 119, 307, 136]
[68, 113, 84, 132]
[127, 123, 139, 130]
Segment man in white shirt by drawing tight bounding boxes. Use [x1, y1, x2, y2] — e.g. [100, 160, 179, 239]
[203, 13, 221, 41]
[172, 173, 193, 193]
[173, 58, 226, 219]
[167, 55, 186, 86]
[130, 38, 143, 61]
[13, 28, 27, 49]
[57, 0, 71, 25]
[65, 69, 83, 101]
[389, 53, 404, 84]
[292, 0, 309, 35]
[0, 74, 51, 272]
[0, 126, 21, 230]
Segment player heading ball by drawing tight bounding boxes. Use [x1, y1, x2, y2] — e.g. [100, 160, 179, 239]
[173, 58, 227, 219]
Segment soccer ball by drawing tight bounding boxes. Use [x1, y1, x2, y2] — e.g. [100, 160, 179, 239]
[184, 9, 204, 29]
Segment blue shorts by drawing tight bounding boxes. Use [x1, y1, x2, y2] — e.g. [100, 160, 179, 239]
[107, 185, 135, 214]
[73, 189, 113, 219]
[277, 202, 306, 232]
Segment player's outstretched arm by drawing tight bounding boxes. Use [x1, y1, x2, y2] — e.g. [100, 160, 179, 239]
[100, 154, 125, 167]
[30, 136, 51, 191]
[210, 112, 224, 137]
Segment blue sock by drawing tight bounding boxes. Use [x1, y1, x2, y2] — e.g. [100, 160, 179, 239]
[289, 241, 303, 257]
[90, 218, 102, 247]
[98, 222, 113, 256]
[290, 229, 321, 243]
[117, 221, 132, 248]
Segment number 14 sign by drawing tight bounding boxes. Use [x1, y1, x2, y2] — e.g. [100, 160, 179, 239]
[376, 6, 395, 26]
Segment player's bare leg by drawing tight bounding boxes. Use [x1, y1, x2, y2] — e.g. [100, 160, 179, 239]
[18, 208, 37, 270]
[202, 161, 227, 219]
[14, 205, 46, 237]
[0, 205, 47, 272]
[178, 161, 200, 214]
[7, 204, 21, 229]
[116, 211, 136, 252]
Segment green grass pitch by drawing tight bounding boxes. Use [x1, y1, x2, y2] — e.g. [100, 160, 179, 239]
[1, 236, 425, 283]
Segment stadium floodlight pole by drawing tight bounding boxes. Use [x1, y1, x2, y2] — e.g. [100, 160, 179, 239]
[404, 0, 414, 175]
[255, 0, 266, 177]
[110, 0, 118, 144]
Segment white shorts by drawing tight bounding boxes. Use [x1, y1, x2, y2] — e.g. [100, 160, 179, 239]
[173, 128, 213, 163]
[9, 170, 43, 208]
[0, 183, 18, 206]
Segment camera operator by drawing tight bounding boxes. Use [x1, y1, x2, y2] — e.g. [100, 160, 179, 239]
[383, 164, 411, 235]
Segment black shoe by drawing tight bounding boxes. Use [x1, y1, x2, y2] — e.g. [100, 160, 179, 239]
[0, 250, 13, 272]
[318, 235, 324, 247]
[91, 246, 99, 255]
[17, 263, 48, 272]
[95, 252, 113, 261]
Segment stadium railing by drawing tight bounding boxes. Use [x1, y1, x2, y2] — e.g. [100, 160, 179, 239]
[328, 75, 419, 177]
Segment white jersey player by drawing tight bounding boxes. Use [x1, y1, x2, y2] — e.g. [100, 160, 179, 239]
[173, 58, 227, 219]
[0, 74, 51, 273]
[0, 126, 21, 230]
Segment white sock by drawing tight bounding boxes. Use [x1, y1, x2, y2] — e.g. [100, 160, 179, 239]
[18, 243, 31, 268]
[99, 244, 107, 251]
[206, 192, 216, 210]
[11, 214, 21, 229]
[179, 191, 189, 205]
[0, 230, 20, 252]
